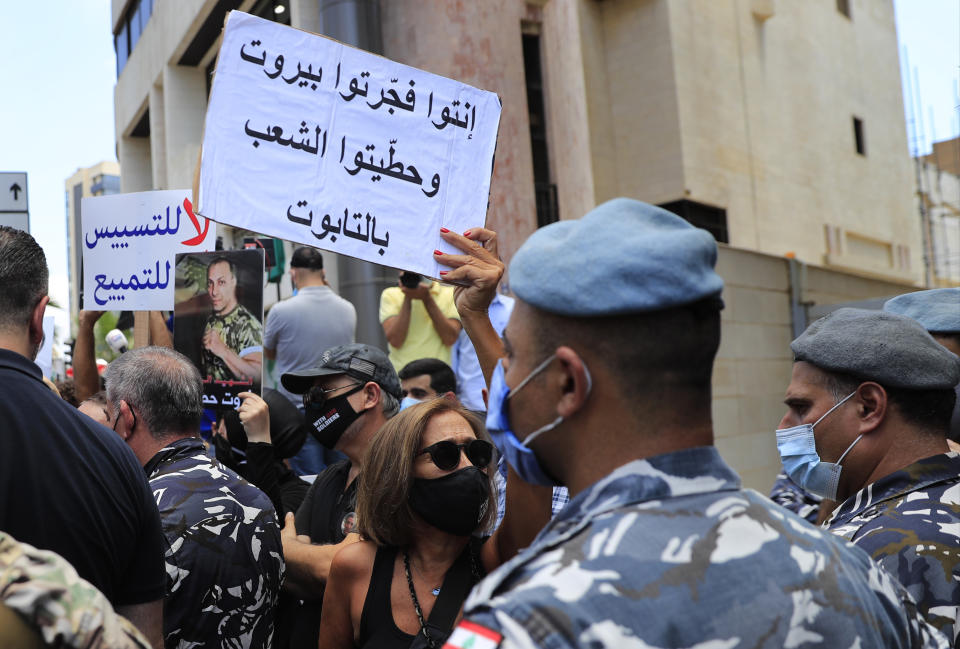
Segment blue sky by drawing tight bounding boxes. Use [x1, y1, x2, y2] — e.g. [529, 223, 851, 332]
[0, 1, 956, 318]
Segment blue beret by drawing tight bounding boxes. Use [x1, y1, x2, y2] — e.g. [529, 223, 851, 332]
[883, 288, 960, 333]
[509, 198, 724, 316]
[791, 308, 960, 390]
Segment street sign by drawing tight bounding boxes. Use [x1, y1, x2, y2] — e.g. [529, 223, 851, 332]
[0, 172, 28, 212]
[0, 172, 29, 232]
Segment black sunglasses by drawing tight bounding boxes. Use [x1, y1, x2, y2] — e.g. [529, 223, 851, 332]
[419, 439, 494, 471]
[302, 382, 363, 410]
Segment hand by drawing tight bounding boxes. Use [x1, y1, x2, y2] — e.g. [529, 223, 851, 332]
[399, 282, 431, 301]
[236, 391, 270, 443]
[435, 227, 504, 315]
[203, 328, 228, 356]
[78, 310, 106, 330]
[282, 512, 312, 545]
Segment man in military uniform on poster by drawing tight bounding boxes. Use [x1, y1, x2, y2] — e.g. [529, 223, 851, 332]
[434, 199, 950, 649]
[202, 255, 263, 383]
[778, 307, 960, 643]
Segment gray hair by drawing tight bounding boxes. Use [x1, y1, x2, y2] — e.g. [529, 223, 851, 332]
[381, 390, 400, 419]
[0, 226, 48, 332]
[104, 346, 204, 439]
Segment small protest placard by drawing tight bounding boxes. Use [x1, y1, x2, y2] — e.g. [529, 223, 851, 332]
[81, 190, 216, 310]
[173, 249, 265, 412]
[199, 10, 501, 278]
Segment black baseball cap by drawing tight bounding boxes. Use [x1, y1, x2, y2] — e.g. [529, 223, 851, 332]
[281, 343, 403, 398]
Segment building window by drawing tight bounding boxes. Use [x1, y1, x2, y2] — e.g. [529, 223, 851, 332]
[836, 0, 851, 19]
[114, 0, 155, 77]
[521, 25, 558, 228]
[658, 200, 729, 244]
[853, 116, 866, 155]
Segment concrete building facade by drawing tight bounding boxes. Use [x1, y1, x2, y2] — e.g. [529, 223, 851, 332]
[917, 136, 960, 286]
[64, 160, 122, 331]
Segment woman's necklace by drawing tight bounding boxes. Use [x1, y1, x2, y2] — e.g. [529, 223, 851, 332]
[403, 551, 439, 649]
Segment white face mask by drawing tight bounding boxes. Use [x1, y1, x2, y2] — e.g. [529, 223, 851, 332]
[775, 391, 861, 501]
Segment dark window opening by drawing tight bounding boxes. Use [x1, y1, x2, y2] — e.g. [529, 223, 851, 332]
[853, 117, 865, 155]
[179, 0, 243, 66]
[836, 0, 851, 19]
[658, 200, 729, 244]
[522, 29, 558, 228]
[251, 0, 291, 25]
[131, 109, 150, 138]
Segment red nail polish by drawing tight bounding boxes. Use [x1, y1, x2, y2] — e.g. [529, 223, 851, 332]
[464, 230, 472, 237]
[440, 227, 450, 233]
[439, 271, 448, 276]
[433, 249, 443, 255]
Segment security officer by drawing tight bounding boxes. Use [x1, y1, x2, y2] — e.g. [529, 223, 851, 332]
[780, 307, 960, 642]
[434, 199, 949, 649]
[884, 287, 960, 440]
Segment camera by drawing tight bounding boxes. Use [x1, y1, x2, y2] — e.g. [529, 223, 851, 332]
[400, 271, 423, 289]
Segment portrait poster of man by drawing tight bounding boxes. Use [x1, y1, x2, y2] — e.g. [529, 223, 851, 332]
[174, 249, 265, 411]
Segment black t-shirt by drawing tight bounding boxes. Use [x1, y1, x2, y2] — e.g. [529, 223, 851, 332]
[295, 459, 358, 542]
[0, 349, 165, 606]
[279, 460, 358, 649]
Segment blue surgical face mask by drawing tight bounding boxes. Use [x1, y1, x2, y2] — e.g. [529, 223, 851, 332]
[775, 391, 861, 501]
[485, 355, 592, 486]
[399, 396, 423, 411]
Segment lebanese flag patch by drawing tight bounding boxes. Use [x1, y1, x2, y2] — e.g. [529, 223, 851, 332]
[443, 620, 503, 649]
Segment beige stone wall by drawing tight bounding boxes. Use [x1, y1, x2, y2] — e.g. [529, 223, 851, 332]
[712, 243, 916, 493]
[667, 0, 920, 283]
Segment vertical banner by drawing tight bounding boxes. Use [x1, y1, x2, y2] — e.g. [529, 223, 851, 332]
[199, 11, 501, 278]
[173, 249, 265, 412]
[81, 190, 216, 310]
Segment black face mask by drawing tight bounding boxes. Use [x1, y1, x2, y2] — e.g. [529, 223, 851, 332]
[305, 390, 364, 448]
[409, 466, 491, 536]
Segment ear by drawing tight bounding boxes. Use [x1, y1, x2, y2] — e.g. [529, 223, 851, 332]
[442, 391, 457, 402]
[854, 382, 887, 435]
[361, 381, 382, 411]
[29, 296, 49, 346]
[115, 401, 134, 440]
[554, 346, 590, 419]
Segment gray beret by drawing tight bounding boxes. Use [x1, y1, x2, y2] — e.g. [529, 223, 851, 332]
[509, 198, 724, 316]
[791, 307, 960, 390]
[883, 288, 960, 333]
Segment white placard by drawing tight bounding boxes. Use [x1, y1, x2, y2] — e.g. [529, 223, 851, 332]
[82, 190, 217, 310]
[199, 11, 501, 277]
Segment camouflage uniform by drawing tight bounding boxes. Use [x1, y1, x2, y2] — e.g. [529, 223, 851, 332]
[147, 437, 284, 648]
[202, 303, 263, 381]
[0, 532, 151, 649]
[455, 446, 949, 649]
[826, 451, 960, 646]
[769, 471, 822, 524]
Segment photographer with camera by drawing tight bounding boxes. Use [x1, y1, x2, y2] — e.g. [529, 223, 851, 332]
[380, 270, 461, 372]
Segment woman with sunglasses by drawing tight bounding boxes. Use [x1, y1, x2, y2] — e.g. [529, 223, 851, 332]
[318, 397, 548, 649]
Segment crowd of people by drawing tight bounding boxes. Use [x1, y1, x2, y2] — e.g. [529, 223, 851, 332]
[1, 195, 959, 649]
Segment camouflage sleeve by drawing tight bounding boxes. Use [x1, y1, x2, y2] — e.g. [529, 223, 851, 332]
[237, 309, 264, 356]
[0, 532, 152, 649]
[769, 472, 821, 525]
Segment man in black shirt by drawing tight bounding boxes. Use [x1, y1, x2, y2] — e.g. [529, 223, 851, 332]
[277, 343, 402, 648]
[0, 226, 165, 646]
